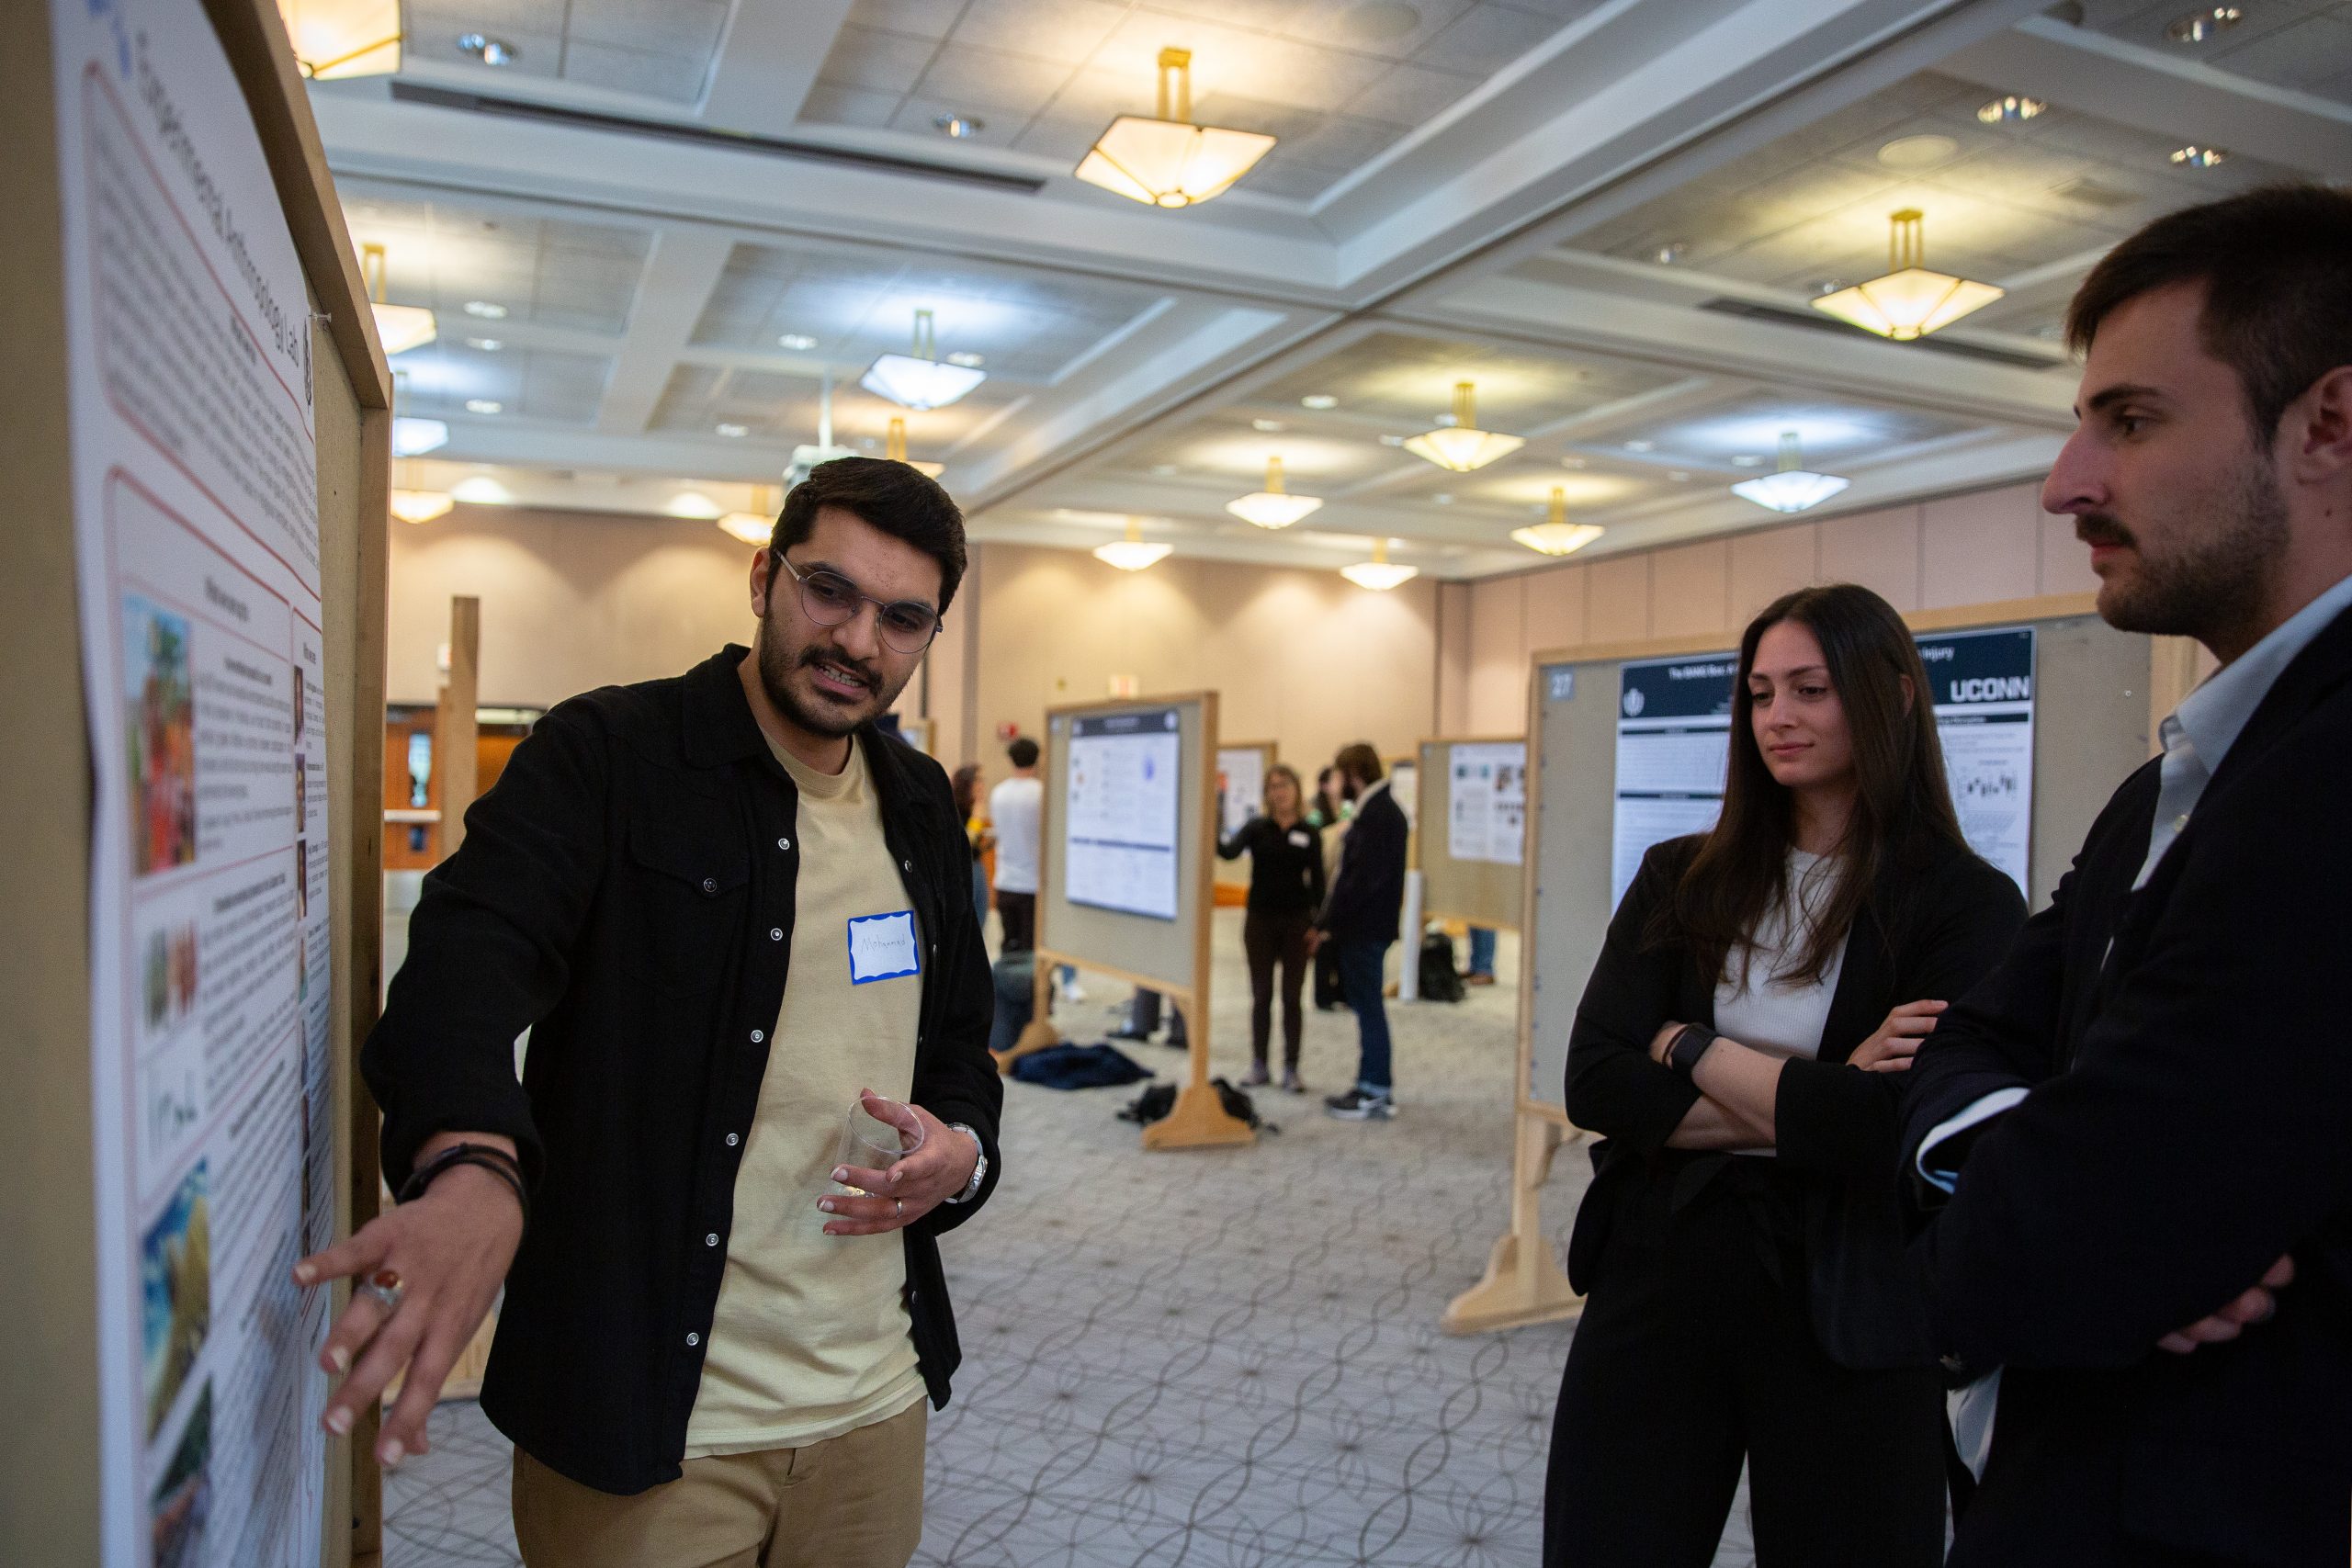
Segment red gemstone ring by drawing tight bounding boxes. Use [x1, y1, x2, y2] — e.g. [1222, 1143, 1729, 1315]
[356, 1268, 405, 1311]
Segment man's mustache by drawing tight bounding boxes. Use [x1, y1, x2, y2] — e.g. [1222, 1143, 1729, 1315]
[2075, 513, 2135, 550]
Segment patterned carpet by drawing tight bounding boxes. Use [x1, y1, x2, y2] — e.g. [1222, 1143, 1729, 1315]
[383, 912, 1758, 1566]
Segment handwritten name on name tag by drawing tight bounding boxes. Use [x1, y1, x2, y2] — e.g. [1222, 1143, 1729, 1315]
[847, 910, 921, 985]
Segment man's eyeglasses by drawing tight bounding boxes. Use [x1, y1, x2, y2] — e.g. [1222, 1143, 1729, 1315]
[774, 554, 942, 655]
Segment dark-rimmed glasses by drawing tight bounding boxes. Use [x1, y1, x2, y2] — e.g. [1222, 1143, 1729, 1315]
[774, 554, 943, 655]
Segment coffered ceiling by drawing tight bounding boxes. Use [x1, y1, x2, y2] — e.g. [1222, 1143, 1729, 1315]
[317, 0, 2352, 581]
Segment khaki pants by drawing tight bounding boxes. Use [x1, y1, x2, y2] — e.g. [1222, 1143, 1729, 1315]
[513, 1399, 927, 1568]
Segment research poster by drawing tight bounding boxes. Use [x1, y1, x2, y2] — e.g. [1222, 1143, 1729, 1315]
[1066, 707, 1183, 920]
[1446, 741, 1526, 865]
[1919, 626, 2037, 896]
[1608, 631, 2040, 910]
[52, 0, 332, 1562]
[1216, 746, 1266, 842]
[1391, 759, 1419, 832]
[1611, 654, 1736, 908]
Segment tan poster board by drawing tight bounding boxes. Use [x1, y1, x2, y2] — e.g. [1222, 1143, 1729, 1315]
[1414, 736, 1526, 931]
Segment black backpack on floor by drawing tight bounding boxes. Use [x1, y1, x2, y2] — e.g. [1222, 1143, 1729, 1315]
[1419, 930, 1466, 1003]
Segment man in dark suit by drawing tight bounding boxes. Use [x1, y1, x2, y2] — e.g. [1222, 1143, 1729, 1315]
[1902, 185, 2352, 1566]
[1315, 742, 1408, 1121]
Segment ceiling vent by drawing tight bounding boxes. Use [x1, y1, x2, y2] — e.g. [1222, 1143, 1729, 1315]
[1698, 298, 2057, 369]
[388, 83, 1048, 195]
[2051, 176, 2137, 209]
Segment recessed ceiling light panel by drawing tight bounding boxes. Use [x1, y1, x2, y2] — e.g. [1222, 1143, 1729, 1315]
[1976, 95, 2047, 124]
[1301, 394, 1339, 410]
[464, 399, 503, 414]
[463, 299, 507, 319]
[777, 333, 818, 351]
[457, 31, 519, 65]
[716, 423, 749, 437]
[933, 113, 985, 139]
[2166, 6, 2243, 44]
[1878, 134, 1960, 169]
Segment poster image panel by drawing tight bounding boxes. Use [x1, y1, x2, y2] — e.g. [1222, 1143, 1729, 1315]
[1446, 741, 1526, 866]
[1066, 706, 1182, 920]
[1918, 626, 2036, 896]
[1611, 654, 1736, 908]
[1216, 746, 1267, 841]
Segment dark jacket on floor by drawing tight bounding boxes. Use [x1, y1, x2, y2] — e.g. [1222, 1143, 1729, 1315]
[1566, 830, 2024, 1365]
[1317, 782, 1408, 944]
[1903, 603, 2352, 1568]
[362, 646, 1002, 1495]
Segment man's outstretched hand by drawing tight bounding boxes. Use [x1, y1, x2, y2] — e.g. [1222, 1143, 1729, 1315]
[292, 1132, 525, 1467]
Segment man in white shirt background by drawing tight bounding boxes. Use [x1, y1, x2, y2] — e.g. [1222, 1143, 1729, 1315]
[987, 739, 1042, 953]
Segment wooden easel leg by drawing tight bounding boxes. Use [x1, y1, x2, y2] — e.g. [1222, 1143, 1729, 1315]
[1442, 1112, 1581, 1333]
[1141, 993, 1253, 1150]
[990, 949, 1062, 1073]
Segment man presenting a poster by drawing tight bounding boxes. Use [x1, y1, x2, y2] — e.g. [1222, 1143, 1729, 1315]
[298, 459, 1001, 1566]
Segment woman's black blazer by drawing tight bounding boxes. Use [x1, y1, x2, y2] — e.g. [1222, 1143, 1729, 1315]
[1563, 830, 2025, 1368]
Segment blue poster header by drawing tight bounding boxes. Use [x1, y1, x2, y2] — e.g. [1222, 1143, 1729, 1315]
[1620, 654, 1736, 723]
[1917, 626, 2034, 707]
[1073, 706, 1181, 739]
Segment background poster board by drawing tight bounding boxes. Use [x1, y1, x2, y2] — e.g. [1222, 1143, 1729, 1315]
[1032, 694, 1248, 1148]
[1414, 738, 1525, 931]
[1065, 706, 1184, 921]
[1536, 610, 2132, 1117]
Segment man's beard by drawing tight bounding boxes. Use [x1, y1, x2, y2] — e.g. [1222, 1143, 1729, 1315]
[2084, 452, 2287, 649]
[755, 614, 904, 739]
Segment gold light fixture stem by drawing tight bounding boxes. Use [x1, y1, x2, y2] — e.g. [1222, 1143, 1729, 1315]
[1778, 431, 1803, 474]
[888, 418, 908, 461]
[1452, 381, 1476, 429]
[1892, 209, 1923, 272]
[1157, 48, 1193, 122]
[1549, 486, 1566, 524]
[362, 242, 388, 305]
[1265, 456, 1286, 494]
[911, 309, 937, 362]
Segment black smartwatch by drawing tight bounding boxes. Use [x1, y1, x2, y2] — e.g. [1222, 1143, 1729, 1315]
[1666, 1023, 1718, 1077]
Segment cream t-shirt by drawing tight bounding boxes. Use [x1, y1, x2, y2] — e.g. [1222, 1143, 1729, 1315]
[684, 737, 927, 1456]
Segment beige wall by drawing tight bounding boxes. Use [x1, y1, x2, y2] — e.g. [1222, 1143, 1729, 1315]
[1446, 480, 2100, 732]
[959, 541, 1440, 773]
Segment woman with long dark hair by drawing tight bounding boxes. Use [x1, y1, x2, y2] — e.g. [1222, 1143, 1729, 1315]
[1544, 583, 2026, 1565]
[951, 761, 989, 933]
[1216, 762, 1326, 1091]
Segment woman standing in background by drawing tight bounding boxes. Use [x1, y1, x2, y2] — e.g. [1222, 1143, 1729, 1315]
[1217, 763, 1326, 1092]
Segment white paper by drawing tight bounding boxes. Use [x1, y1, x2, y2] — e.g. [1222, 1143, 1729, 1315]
[1064, 707, 1182, 920]
[1611, 655, 1737, 908]
[1919, 626, 2037, 897]
[1446, 741, 1526, 865]
[1215, 747, 1266, 842]
[52, 1, 330, 1561]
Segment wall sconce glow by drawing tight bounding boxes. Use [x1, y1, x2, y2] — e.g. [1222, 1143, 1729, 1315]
[1512, 487, 1603, 557]
[886, 417, 945, 479]
[1074, 48, 1277, 209]
[1405, 382, 1523, 472]
[1810, 210, 2003, 341]
[1341, 538, 1417, 592]
[663, 491, 722, 520]
[449, 476, 512, 505]
[360, 243, 435, 355]
[276, 0, 401, 78]
[389, 490, 454, 524]
[1094, 518, 1173, 572]
[1226, 456, 1322, 529]
[718, 484, 777, 547]
[861, 308, 987, 411]
[1730, 432, 1849, 513]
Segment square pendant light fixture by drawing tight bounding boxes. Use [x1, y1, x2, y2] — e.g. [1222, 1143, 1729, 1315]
[1226, 456, 1321, 529]
[390, 416, 447, 456]
[1341, 538, 1417, 592]
[1404, 382, 1523, 472]
[1095, 518, 1172, 571]
[1512, 487, 1603, 557]
[1731, 432, 1850, 513]
[276, 0, 401, 78]
[719, 484, 779, 547]
[886, 417, 945, 479]
[1810, 210, 2004, 341]
[861, 308, 987, 411]
[360, 243, 435, 356]
[1075, 48, 1277, 209]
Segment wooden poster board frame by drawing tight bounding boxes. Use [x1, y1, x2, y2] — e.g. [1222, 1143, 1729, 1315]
[1212, 739, 1278, 898]
[1, 0, 392, 1561]
[1412, 734, 1528, 933]
[995, 693, 1252, 1151]
[1443, 592, 2186, 1335]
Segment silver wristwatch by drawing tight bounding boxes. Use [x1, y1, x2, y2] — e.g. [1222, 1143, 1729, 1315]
[942, 1122, 987, 1205]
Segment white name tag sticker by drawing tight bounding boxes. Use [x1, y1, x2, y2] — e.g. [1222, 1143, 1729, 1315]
[847, 910, 922, 985]
[1288, 829, 1313, 848]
